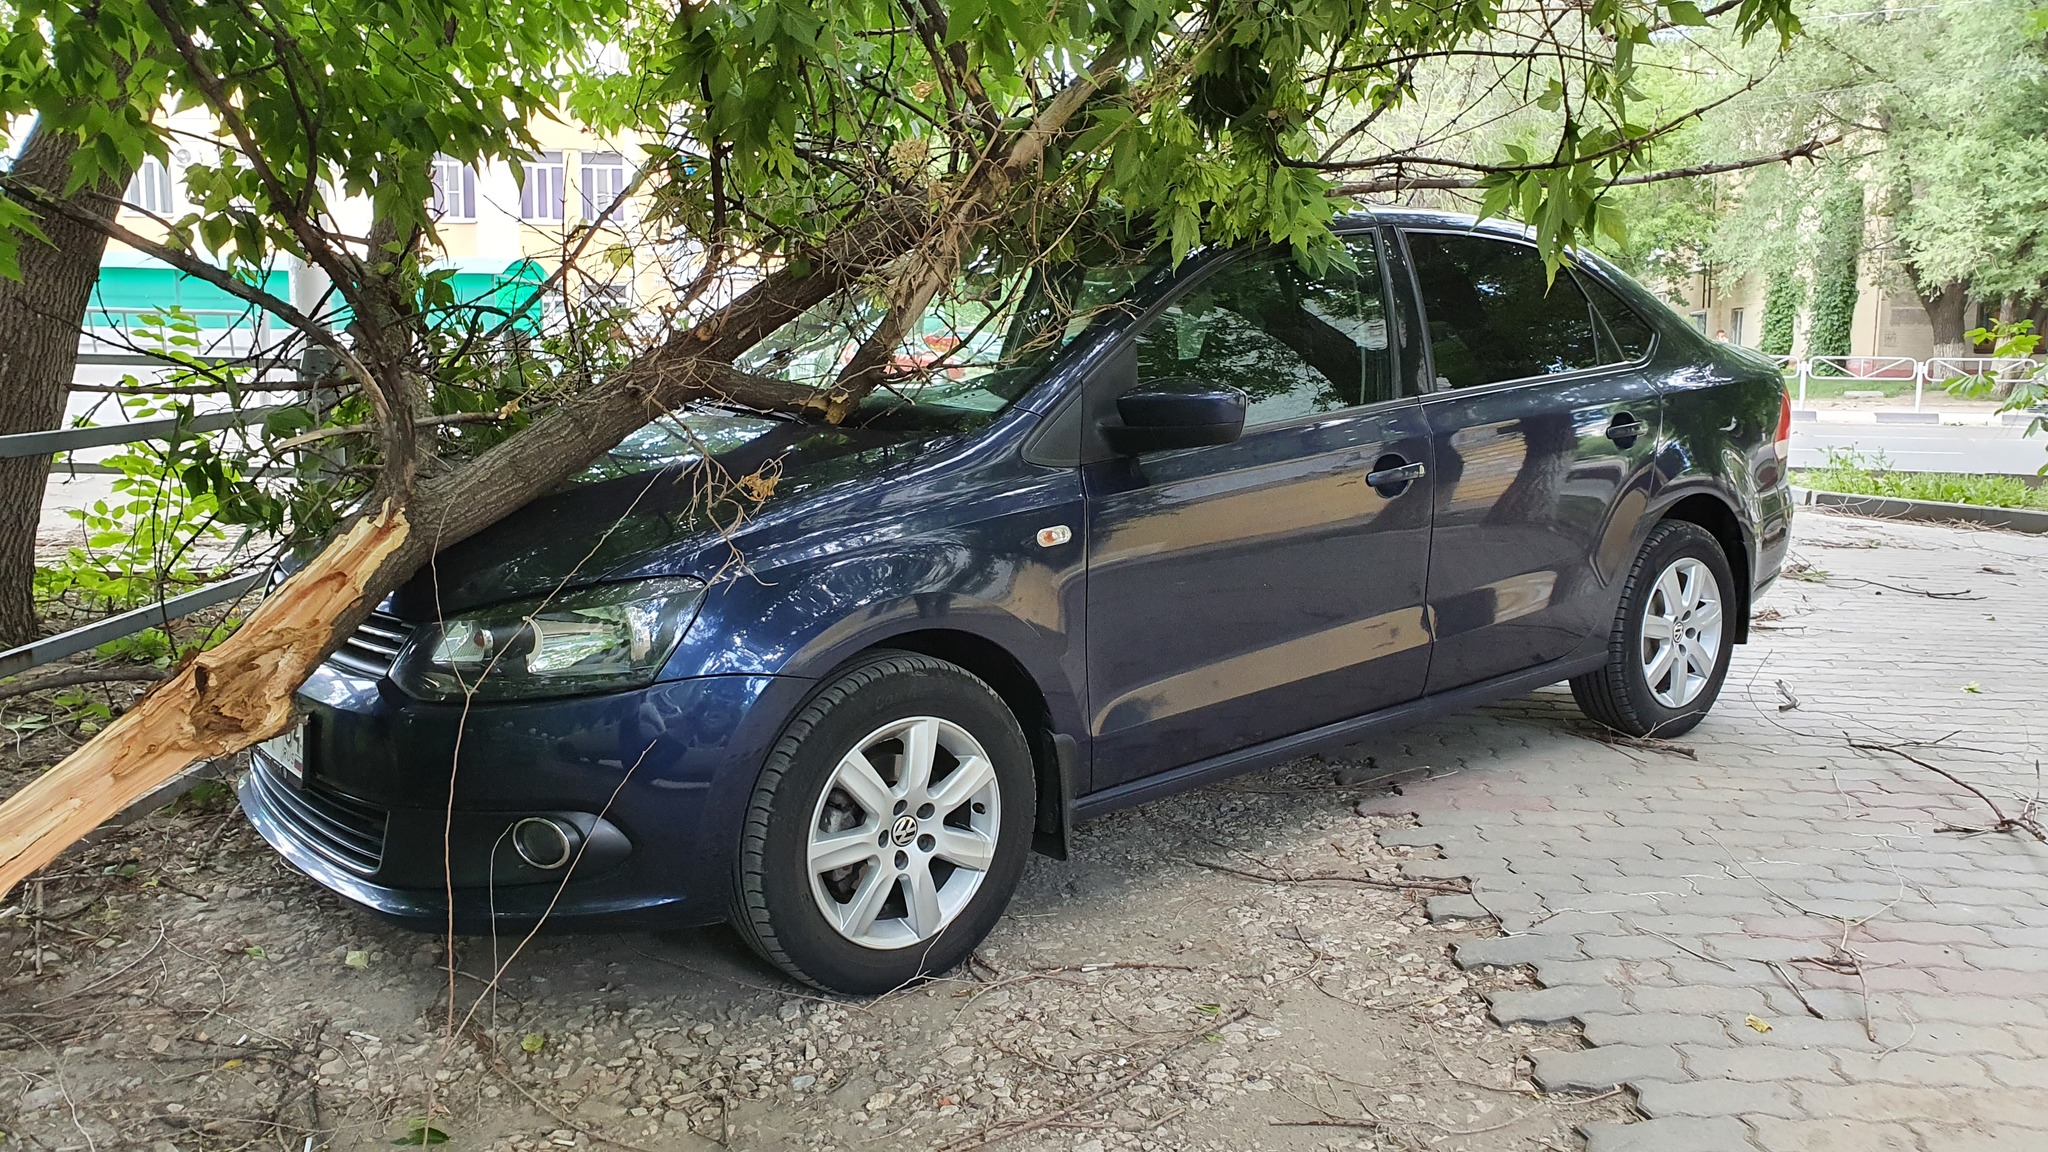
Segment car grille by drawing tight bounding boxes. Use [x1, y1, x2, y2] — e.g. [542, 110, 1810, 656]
[328, 610, 414, 678]
[247, 755, 388, 877]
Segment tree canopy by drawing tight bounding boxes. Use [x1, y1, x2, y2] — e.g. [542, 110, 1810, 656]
[0, 0, 1809, 893]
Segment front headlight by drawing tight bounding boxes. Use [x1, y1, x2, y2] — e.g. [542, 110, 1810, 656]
[391, 577, 705, 701]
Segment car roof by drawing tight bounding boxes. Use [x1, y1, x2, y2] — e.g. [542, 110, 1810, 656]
[1336, 206, 1534, 239]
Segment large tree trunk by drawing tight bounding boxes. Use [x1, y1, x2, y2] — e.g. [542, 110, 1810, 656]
[0, 125, 131, 646]
[1919, 279, 1972, 360]
[0, 504, 411, 894]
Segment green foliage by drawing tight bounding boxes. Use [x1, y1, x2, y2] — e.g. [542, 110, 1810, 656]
[1759, 270, 1799, 358]
[1944, 320, 2048, 466]
[1797, 449, 2048, 509]
[1806, 185, 1862, 360]
[3, 0, 1805, 581]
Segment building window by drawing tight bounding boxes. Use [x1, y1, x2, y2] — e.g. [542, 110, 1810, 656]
[580, 152, 630, 223]
[125, 156, 174, 216]
[1688, 310, 1708, 335]
[1728, 307, 1746, 347]
[520, 152, 566, 222]
[585, 281, 634, 311]
[430, 156, 476, 221]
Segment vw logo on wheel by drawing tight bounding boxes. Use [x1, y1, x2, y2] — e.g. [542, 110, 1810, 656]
[890, 814, 919, 846]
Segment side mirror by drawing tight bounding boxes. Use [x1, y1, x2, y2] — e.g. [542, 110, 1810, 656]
[1101, 378, 1248, 455]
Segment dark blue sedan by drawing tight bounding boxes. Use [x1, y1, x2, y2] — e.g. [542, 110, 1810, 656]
[241, 210, 1794, 993]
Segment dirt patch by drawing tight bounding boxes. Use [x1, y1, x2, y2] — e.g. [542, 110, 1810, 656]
[0, 754, 1628, 1151]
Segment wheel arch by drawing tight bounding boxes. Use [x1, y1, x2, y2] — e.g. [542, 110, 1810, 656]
[842, 627, 1075, 860]
[1656, 490, 1751, 643]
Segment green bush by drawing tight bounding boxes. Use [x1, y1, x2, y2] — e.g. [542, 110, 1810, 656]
[1795, 450, 2048, 509]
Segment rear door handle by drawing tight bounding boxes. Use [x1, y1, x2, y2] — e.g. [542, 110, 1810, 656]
[1366, 459, 1426, 495]
[1605, 413, 1648, 447]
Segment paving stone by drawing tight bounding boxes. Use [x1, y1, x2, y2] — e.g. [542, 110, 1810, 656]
[1832, 1050, 1989, 1087]
[1450, 934, 1580, 969]
[1635, 1078, 1801, 1119]
[1980, 1054, 2048, 1090]
[1623, 984, 1774, 1017]
[1580, 1012, 1733, 1048]
[1580, 1116, 1756, 1152]
[1723, 1014, 1884, 1051]
[1397, 857, 1474, 881]
[1889, 1022, 2034, 1058]
[1576, 932, 1687, 960]
[1486, 984, 1624, 1025]
[1530, 957, 1629, 987]
[1531, 1044, 1684, 1091]
[1424, 894, 1490, 922]
[1791, 1081, 1977, 1123]
[1749, 1117, 1922, 1151]
[1680, 1043, 1840, 1082]
[1911, 1121, 2048, 1150]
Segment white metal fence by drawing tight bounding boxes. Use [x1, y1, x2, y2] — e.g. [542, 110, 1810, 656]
[1786, 355, 2041, 412]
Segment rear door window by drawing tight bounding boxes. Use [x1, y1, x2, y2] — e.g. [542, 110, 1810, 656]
[1403, 231, 1603, 390]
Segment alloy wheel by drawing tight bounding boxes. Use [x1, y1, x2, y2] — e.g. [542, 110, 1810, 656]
[805, 716, 1001, 950]
[1639, 556, 1723, 709]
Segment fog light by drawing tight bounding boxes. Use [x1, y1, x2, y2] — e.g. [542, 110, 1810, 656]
[510, 817, 577, 870]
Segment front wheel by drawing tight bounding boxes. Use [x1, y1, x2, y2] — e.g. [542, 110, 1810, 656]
[731, 652, 1035, 994]
[1570, 520, 1737, 739]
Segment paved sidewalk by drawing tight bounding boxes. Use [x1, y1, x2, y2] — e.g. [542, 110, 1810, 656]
[1361, 509, 2048, 1150]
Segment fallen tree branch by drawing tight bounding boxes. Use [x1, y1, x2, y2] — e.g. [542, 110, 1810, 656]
[0, 502, 410, 897]
[0, 667, 167, 702]
[1846, 738, 2046, 842]
[1188, 857, 1468, 894]
[1334, 137, 1837, 197]
[1838, 578, 1985, 600]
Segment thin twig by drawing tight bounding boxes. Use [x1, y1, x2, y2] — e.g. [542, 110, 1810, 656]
[1847, 739, 2046, 842]
[1188, 858, 1466, 894]
[935, 1010, 1248, 1152]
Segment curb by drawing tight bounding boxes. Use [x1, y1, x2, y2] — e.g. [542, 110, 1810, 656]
[1791, 486, 2048, 534]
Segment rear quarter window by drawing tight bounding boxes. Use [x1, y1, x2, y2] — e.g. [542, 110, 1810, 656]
[1573, 269, 1657, 363]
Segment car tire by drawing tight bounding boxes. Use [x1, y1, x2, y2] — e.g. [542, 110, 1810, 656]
[730, 651, 1035, 994]
[1570, 520, 1737, 739]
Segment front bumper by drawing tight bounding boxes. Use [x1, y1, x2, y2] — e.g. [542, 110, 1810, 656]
[237, 664, 812, 932]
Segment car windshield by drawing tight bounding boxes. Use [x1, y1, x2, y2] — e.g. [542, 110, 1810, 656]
[733, 248, 1159, 429]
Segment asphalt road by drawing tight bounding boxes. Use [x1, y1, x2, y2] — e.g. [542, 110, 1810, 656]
[1790, 418, 2047, 475]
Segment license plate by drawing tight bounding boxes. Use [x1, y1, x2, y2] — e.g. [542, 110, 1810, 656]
[260, 724, 306, 786]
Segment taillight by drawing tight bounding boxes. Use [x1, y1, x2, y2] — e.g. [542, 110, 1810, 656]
[1773, 389, 1792, 461]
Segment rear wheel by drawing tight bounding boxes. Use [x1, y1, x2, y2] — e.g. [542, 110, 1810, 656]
[731, 652, 1034, 994]
[1570, 520, 1736, 738]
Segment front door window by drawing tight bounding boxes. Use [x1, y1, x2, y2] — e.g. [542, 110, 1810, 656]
[1129, 241, 1396, 426]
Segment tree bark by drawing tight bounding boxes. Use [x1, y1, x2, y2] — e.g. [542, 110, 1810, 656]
[0, 125, 131, 646]
[1919, 279, 1972, 360]
[0, 502, 411, 895]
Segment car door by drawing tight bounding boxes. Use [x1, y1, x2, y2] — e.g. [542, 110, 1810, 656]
[1395, 228, 1664, 695]
[1082, 233, 1435, 789]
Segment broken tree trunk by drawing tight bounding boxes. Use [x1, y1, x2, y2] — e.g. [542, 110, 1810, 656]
[0, 503, 411, 896]
[0, 246, 885, 901]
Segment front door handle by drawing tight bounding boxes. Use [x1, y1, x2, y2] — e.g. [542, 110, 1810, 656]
[1366, 459, 1427, 496]
[1605, 413, 1648, 448]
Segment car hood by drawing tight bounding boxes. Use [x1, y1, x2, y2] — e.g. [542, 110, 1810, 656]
[388, 409, 945, 618]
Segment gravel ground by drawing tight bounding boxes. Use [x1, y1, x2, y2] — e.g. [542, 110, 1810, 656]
[0, 743, 1632, 1151]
